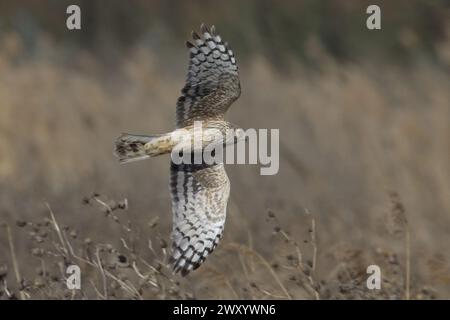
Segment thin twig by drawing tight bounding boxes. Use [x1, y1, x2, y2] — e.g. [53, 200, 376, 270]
[279, 228, 320, 300]
[254, 285, 290, 299]
[247, 230, 255, 272]
[237, 252, 253, 299]
[405, 226, 411, 300]
[90, 280, 106, 299]
[202, 266, 240, 299]
[226, 243, 292, 300]
[5, 224, 26, 300]
[310, 218, 317, 272]
[2, 279, 12, 298]
[46, 202, 68, 255]
[93, 197, 131, 232]
[95, 248, 108, 299]
[132, 261, 158, 287]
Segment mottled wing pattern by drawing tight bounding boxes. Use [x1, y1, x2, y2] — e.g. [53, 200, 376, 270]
[169, 162, 230, 276]
[176, 24, 241, 128]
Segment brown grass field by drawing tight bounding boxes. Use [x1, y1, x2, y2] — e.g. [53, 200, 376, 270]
[0, 10, 450, 299]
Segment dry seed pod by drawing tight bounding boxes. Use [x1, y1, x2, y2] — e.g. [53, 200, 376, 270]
[16, 220, 27, 228]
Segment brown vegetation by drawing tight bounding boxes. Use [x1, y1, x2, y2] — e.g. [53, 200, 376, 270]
[0, 27, 449, 299]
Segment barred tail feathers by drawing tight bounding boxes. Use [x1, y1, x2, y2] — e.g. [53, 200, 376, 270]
[114, 133, 173, 163]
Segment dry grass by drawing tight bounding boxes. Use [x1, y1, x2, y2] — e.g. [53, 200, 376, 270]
[0, 32, 449, 299]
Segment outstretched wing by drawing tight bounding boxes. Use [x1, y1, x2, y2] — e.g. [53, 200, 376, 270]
[176, 24, 241, 128]
[169, 162, 230, 276]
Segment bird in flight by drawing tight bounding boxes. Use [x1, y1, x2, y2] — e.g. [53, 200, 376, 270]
[114, 24, 243, 276]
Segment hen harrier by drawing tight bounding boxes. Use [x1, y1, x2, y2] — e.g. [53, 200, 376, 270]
[114, 24, 243, 276]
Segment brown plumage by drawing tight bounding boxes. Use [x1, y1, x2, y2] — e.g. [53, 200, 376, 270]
[114, 24, 242, 276]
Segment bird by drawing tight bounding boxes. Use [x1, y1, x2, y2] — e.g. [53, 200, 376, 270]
[114, 24, 243, 276]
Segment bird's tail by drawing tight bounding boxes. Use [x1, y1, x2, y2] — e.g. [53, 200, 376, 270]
[114, 133, 173, 164]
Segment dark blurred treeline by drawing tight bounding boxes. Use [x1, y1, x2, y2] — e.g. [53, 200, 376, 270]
[0, 0, 449, 65]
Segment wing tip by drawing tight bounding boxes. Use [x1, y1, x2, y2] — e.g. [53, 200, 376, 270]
[170, 258, 198, 277]
[192, 30, 200, 40]
[200, 23, 209, 34]
[186, 40, 195, 48]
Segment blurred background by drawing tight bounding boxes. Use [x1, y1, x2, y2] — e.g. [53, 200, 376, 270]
[0, 0, 449, 299]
